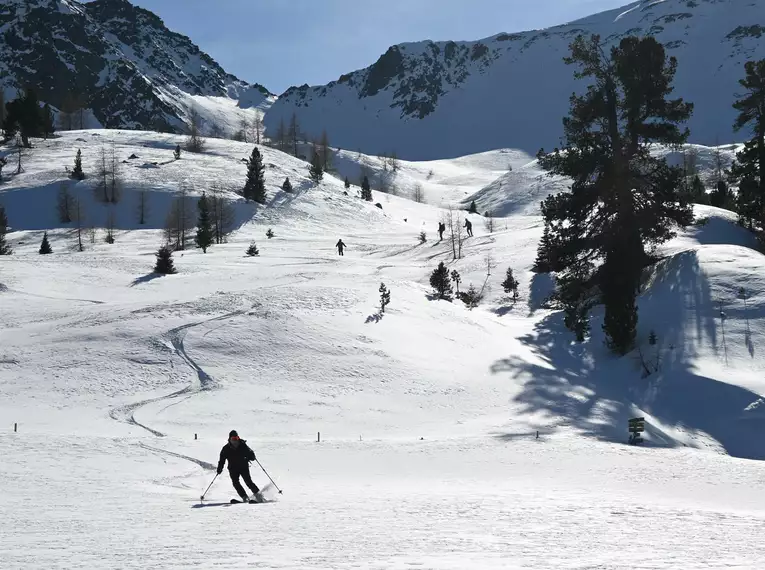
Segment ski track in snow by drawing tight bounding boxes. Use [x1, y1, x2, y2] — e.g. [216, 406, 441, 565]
[109, 308, 251, 437]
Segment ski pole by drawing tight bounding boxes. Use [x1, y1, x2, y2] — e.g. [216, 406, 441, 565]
[254, 458, 283, 494]
[200, 472, 218, 501]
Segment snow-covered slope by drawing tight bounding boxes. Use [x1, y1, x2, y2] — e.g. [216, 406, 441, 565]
[2, 131, 765, 567]
[265, 0, 765, 160]
[0, 0, 273, 133]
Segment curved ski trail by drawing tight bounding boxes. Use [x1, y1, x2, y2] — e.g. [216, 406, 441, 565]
[109, 309, 248, 436]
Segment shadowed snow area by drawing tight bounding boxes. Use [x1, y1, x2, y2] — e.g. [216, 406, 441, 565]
[1, 132, 764, 568]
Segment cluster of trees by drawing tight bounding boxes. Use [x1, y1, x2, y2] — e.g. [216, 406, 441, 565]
[2, 88, 54, 147]
[428, 260, 518, 309]
[533, 34, 765, 355]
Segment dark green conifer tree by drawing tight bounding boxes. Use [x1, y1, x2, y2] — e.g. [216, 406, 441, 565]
[243, 147, 266, 203]
[195, 192, 214, 253]
[39, 231, 52, 254]
[537, 35, 693, 353]
[730, 60, 765, 230]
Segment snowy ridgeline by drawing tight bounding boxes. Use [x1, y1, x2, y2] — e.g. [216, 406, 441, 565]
[265, 0, 765, 159]
[1, 131, 765, 568]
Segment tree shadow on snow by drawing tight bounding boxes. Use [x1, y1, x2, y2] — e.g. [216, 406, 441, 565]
[527, 273, 555, 315]
[492, 251, 765, 460]
[365, 311, 384, 324]
[130, 273, 164, 287]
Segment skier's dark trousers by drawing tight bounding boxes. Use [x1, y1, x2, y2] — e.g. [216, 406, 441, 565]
[217, 430, 260, 500]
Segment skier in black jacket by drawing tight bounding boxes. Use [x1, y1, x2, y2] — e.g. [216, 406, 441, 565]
[217, 430, 261, 502]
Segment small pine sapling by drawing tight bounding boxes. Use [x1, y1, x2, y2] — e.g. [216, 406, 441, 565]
[648, 330, 658, 346]
[154, 246, 176, 274]
[282, 177, 293, 193]
[174, 144, 181, 160]
[468, 200, 478, 214]
[429, 262, 453, 299]
[246, 242, 259, 256]
[501, 267, 520, 301]
[419, 230, 427, 244]
[344, 177, 351, 190]
[450, 269, 461, 294]
[379, 283, 391, 313]
[71, 149, 85, 180]
[266, 228, 275, 239]
[39, 231, 52, 254]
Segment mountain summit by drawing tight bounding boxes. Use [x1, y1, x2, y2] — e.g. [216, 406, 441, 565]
[264, 0, 765, 160]
[0, 0, 271, 131]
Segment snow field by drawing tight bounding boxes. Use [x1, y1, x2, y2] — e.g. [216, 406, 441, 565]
[1, 131, 765, 568]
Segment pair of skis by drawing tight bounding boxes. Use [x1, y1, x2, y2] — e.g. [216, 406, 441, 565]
[230, 496, 265, 504]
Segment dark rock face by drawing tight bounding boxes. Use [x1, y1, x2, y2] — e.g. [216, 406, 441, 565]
[0, 0, 271, 132]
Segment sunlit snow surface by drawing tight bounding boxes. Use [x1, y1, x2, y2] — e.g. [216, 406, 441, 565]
[1, 132, 764, 568]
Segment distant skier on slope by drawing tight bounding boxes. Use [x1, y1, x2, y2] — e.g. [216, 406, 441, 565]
[464, 219, 473, 237]
[336, 239, 347, 256]
[217, 430, 261, 503]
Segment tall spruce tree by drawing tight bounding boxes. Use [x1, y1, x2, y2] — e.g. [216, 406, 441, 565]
[195, 192, 214, 253]
[361, 175, 372, 201]
[309, 148, 324, 183]
[537, 35, 693, 354]
[730, 60, 765, 231]
[243, 146, 266, 203]
[39, 231, 52, 254]
[42, 103, 55, 140]
[0, 205, 11, 255]
[71, 149, 84, 180]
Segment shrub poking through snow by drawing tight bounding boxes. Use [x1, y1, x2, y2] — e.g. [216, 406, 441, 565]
[419, 231, 427, 244]
[154, 246, 176, 274]
[246, 242, 259, 257]
[459, 284, 482, 309]
[266, 228, 275, 239]
[430, 262, 453, 299]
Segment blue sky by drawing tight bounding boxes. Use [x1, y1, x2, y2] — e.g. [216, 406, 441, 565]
[125, 0, 632, 94]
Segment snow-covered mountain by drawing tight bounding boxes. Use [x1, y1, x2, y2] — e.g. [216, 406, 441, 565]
[0, 0, 272, 132]
[264, 0, 765, 160]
